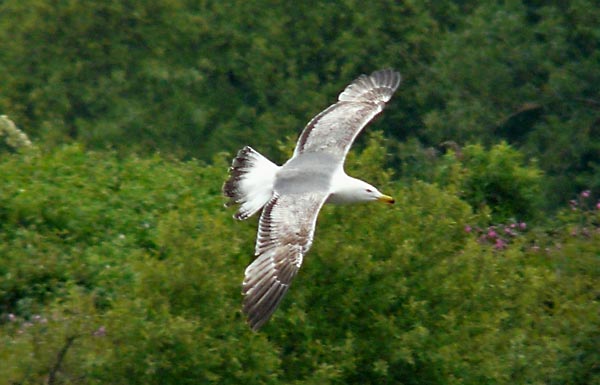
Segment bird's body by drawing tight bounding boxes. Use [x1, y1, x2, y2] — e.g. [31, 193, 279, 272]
[276, 152, 336, 196]
[223, 69, 401, 330]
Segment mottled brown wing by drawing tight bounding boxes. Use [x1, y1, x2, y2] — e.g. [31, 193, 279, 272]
[293, 69, 401, 160]
[242, 192, 327, 330]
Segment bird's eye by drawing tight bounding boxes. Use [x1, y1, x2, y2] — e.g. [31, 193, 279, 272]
[366, 189, 373, 193]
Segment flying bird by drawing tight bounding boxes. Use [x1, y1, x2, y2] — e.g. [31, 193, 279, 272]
[223, 69, 401, 330]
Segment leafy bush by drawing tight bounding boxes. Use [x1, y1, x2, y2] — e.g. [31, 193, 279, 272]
[1, 140, 598, 384]
[393, 140, 544, 223]
[1, 0, 597, 205]
[415, 0, 600, 206]
[438, 142, 543, 223]
[0, 0, 435, 159]
[1, 1, 598, 381]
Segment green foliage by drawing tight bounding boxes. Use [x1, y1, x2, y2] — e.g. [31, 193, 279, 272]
[415, 0, 600, 205]
[1, 141, 598, 384]
[0, 0, 436, 159]
[0, 1, 599, 382]
[388, 139, 544, 223]
[436, 142, 543, 223]
[1, 0, 597, 204]
[0, 144, 280, 384]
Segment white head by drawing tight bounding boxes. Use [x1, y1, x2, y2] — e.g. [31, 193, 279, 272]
[328, 175, 395, 205]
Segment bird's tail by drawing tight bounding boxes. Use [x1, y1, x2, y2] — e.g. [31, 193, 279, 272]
[223, 146, 279, 220]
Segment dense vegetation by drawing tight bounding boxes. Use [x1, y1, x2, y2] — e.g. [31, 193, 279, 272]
[1, 0, 598, 384]
[1, 0, 599, 205]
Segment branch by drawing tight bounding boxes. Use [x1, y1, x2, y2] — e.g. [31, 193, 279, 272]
[47, 335, 79, 385]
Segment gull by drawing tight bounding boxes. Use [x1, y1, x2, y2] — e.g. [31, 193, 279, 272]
[223, 69, 401, 330]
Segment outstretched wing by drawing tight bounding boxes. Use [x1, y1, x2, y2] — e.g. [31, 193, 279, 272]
[293, 69, 401, 159]
[242, 192, 328, 330]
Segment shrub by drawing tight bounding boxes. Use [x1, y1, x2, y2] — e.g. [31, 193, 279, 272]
[0, 140, 597, 384]
[435, 142, 543, 223]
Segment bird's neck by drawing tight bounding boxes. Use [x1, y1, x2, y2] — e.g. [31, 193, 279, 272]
[327, 170, 365, 204]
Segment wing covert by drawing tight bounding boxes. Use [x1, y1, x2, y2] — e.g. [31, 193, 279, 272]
[242, 192, 328, 330]
[293, 69, 401, 159]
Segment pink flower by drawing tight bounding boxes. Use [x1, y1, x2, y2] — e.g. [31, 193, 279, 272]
[464, 225, 472, 233]
[494, 238, 506, 250]
[8, 313, 16, 322]
[93, 326, 106, 337]
[504, 227, 517, 237]
[596, 201, 600, 210]
[581, 190, 591, 198]
[519, 222, 527, 230]
[487, 229, 497, 239]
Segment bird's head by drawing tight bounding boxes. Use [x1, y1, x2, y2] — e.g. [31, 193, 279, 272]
[354, 180, 395, 204]
[328, 174, 395, 205]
